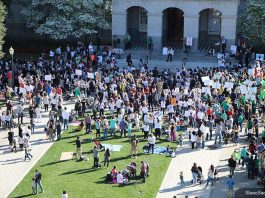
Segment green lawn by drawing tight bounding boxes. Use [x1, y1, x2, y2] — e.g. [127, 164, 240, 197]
[9, 125, 172, 198]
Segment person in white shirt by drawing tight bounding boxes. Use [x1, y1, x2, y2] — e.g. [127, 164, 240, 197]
[167, 104, 174, 120]
[117, 171, 124, 184]
[143, 123, 149, 139]
[62, 190, 68, 198]
[148, 133, 156, 154]
[154, 118, 162, 139]
[62, 107, 70, 130]
[115, 97, 123, 116]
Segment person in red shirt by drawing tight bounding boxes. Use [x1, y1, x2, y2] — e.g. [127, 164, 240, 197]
[249, 141, 256, 155]
[56, 87, 62, 95]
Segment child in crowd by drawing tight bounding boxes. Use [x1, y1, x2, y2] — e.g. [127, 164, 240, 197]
[127, 120, 132, 137]
[32, 178, 35, 194]
[180, 171, 185, 187]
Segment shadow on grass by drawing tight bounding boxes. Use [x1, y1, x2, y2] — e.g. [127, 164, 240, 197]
[41, 159, 69, 167]
[59, 167, 99, 176]
[14, 193, 34, 198]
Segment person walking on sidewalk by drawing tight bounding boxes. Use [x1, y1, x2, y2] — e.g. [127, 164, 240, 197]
[205, 165, 215, 188]
[228, 155, 236, 176]
[226, 175, 234, 198]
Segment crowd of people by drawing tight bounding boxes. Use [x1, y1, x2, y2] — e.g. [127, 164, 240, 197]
[0, 40, 264, 197]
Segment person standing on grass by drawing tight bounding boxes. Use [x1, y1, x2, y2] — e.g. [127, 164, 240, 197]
[31, 178, 35, 194]
[131, 135, 139, 158]
[62, 190, 68, 198]
[76, 136, 82, 161]
[34, 169, 44, 194]
[119, 117, 128, 138]
[148, 133, 156, 154]
[104, 148, 111, 167]
[62, 107, 69, 130]
[93, 146, 100, 168]
[56, 121, 62, 140]
[85, 114, 91, 134]
[103, 117, 109, 140]
[109, 116, 117, 136]
[95, 118, 101, 138]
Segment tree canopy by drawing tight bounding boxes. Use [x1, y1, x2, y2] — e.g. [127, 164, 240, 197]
[240, 0, 265, 46]
[0, 1, 6, 57]
[21, 0, 110, 40]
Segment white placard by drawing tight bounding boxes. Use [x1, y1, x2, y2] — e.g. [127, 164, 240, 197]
[202, 87, 208, 93]
[250, 95, 256, 101]
[213, 73, 222, 80]
[87, 72, 94, 79]
[184, 111, 190, 117]
[186, 37, 192, 46]
[45, 75, 52, 81]
[249, 87, 257, 94]
[240, 85, 248, 94]
[75, 69, 82, 76]
[212, 82, 221, 89]
[204, 80, 213, 86]
[201, 76, 210, 82]
[248, 69, 254, 76]
[243, 80, 254, 87]
[217, 53, 224, 59]
[162, 47, 168, 55]
[98, 56, 103, 63]
[256, 54, 264, 61]
[230, 45, 237, 55]
[224, 82, 234, 89]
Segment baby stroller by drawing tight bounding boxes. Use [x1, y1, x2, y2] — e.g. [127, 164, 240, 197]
[126, 162, 137, 178]
[224, 128, 233, 144]
[197, 166, 204, 184]
[69, 110, 77, 122]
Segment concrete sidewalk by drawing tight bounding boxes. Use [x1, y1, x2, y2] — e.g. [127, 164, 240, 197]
[0, 99, 75, 198]
[156, 124, 264, 198]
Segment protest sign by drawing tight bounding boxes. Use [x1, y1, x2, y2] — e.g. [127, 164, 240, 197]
[75, 69, 82, 76]
[240, 85, 248, 94]
[45, 75, 52, 81]
[224, 82, 233, 89]
[162, 47, 168, 55]
[256, 54, 264, 61]
[212, 82, 221, 89]
[230, 45, 237, 55]
[186, 37, 192, 46]
[201, 76, 210, 82]
[87, 72, 94, 79]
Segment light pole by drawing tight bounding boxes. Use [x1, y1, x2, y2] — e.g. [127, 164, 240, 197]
[9, 46, 14, 87]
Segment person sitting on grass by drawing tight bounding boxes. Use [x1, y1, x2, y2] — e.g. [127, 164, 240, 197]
[78, 121, 85, 132]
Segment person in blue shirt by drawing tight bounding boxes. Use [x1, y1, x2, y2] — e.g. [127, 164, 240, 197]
[226, 175, 235, 198]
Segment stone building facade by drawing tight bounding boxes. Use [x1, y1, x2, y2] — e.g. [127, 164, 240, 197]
[112, 0, 239, 52]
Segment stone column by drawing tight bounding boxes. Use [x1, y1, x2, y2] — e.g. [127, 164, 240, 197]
[147, 13, 163, 52]
[112, 11, 127, 49]
[221, 15, 237, 51]
[184, 14, 199, 51]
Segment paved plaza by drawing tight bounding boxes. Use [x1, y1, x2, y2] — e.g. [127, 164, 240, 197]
[0, 100, 74, 198]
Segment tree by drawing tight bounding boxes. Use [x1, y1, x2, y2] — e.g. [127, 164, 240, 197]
[240, 0, 265, 46]
[0, 2, 6, 57]
[21, 0, 110, 40]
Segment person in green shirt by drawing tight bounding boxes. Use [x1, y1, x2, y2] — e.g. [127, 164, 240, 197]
[238, 114, 244, 132]
[74, 87, 81, 98]
[240, 146, 247, 168]
[221, 112, 228, 121]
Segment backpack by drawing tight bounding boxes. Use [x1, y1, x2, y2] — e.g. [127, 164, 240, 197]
[35, 173, 42, 182]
